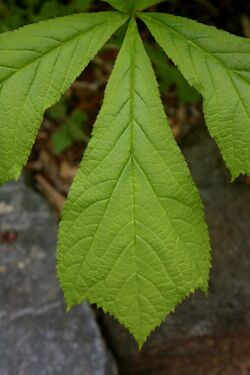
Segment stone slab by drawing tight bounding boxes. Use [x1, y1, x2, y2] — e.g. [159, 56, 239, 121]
[0, 178, 117, 375]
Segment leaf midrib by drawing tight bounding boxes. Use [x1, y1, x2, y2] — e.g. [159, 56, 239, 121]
[129, 21, 141, 324]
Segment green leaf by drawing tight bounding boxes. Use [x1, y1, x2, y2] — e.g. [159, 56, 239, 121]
[140, 13, 250, 178]
[103, 0, 165, 13]
[51, 110, 87, 155]
[52, 125, 75, 155]
[48, 98, 67, 119]
[58, 19, 210, 347]
[0, 12, 128, 184]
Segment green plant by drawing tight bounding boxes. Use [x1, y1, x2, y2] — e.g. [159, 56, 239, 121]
[0, 0, 249, 347]
[48, 99, 89, 155]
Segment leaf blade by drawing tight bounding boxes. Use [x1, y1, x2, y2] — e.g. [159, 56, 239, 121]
[141, 12, 250, 178]
[0, 12, 128, 184]
[58, 19, 210, 347]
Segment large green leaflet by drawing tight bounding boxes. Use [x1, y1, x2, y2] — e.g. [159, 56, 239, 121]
[58, 20, 210, 347]
[141, 13, 250, 179]
[0, 12, 128, 184]
[0, 3, 249, 348]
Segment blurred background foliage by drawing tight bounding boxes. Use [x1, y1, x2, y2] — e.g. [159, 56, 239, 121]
[0, 0, 93, 31]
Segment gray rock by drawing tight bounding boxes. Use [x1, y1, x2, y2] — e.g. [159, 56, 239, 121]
[0, 178, 117, 375]
[101, 127, 250, 375]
